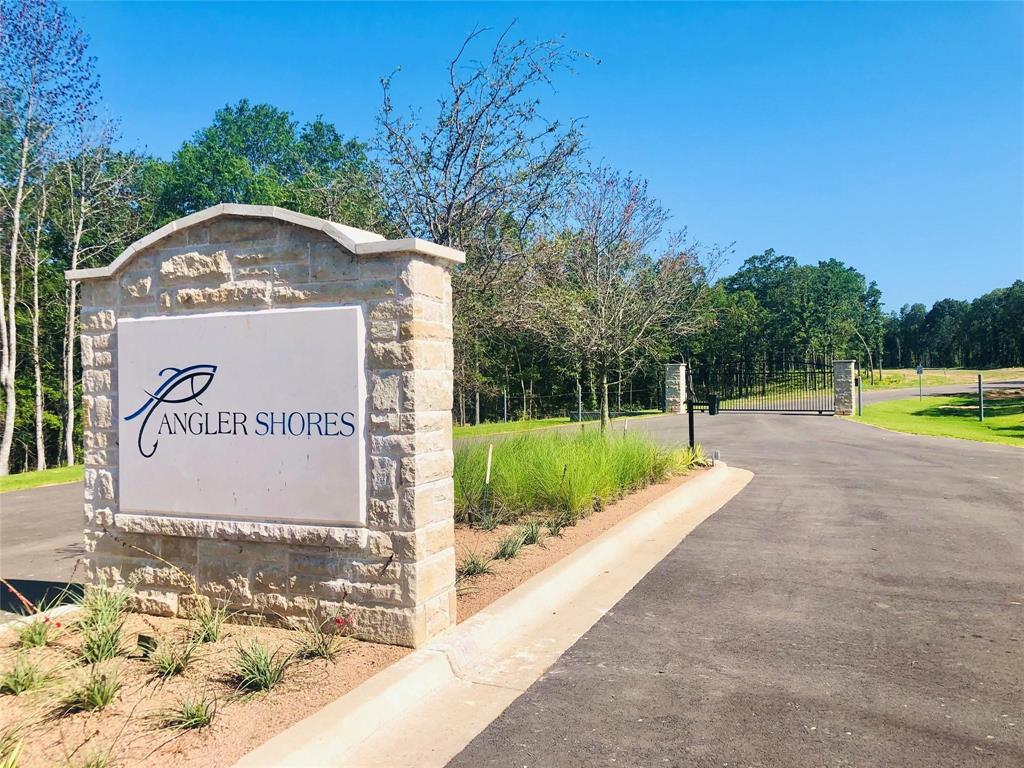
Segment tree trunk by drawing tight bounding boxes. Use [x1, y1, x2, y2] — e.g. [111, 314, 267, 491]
[0, 134, 31, 475]
[599, 370, 610, 432]
[31, 187, 48, 471]
[63, 210, 86, 466]
[474, 389, 480, 426]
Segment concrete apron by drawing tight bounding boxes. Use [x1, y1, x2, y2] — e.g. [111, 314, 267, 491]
[234, 463, 754, 768]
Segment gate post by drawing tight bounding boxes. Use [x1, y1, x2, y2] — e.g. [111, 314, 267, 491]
[833, 360, 856, 415]
[665, 363, 687, 414]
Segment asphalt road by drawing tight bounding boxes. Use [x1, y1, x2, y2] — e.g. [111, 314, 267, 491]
[449, 411, 1023, 767]
[0, 481, 84, 583]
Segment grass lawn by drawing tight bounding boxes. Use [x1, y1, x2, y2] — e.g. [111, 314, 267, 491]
[860, 367, 1024, 390]
[453, 410, 662, 439]
[0, 463, 84, 493]
[851, 391, 1024, 446]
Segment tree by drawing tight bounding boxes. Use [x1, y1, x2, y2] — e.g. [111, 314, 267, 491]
[528, 167, 716, 429]
[156, 100, 383, 229]
[0, 0, 99, 474]
[376, 24, 586, 412]
[50, 126, 152, 465]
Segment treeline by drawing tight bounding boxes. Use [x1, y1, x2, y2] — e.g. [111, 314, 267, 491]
[1, 0, 1019, 475]
[882, 283, 1024, 369]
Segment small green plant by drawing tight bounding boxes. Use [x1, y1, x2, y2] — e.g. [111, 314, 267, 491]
[234, 638, 294, 692]
[456, 552, 494, 581]
[16, 614, 63, 649]
[63, 667, 122, 713]
[149, 641, 198, 679]
[296, 610, 354, 662]
[0, 729, 21, 768]
[189, 599, 230, 644]
[545, 510, 576, 537]
[79, 621, 127, 665]
[0, 655, 52, 695]
[76, 584, 132, 630]
[493, 529, 526, 561]
[518, 520, 545, 547]
[162, 691, 217, 730]
[73, 750, 113, 768]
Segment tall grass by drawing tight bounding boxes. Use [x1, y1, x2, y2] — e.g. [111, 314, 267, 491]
[455, 431, 706, 524]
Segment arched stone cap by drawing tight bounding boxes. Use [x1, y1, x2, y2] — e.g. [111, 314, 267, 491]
[65, 203, 465, 282]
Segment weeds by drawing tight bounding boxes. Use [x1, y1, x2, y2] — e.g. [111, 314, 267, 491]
[149, 641, 198, 679]
[161, 691, 216, 730]
[0, 655, 52, 695]
[545, 510, 575, 537]
[456, 552, 493, 581]
[493, 529, 526, 561]
[62, 667, 122, 713]
[234, 638, 294, 692]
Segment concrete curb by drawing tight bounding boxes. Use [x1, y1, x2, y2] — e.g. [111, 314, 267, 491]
[233, 463, 753, 768]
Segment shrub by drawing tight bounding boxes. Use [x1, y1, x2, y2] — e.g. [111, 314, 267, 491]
[234, 638, 294, 692]
[0, 655, 52, 695]
[162, 691, 216, 730]
[454, 432, 690, 524]
[150, 641, 198, 679]
[63, 667, 121, 713]
[79, 621, 127, 665]
[456, 552, 493, 581]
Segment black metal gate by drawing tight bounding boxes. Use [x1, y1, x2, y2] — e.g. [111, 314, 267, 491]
[688, 357, 834, 415]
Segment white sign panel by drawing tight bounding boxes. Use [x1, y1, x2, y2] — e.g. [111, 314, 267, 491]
[117, 307, 366, 524]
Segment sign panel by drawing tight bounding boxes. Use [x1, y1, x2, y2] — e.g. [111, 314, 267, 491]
[117, 307, 366, 524]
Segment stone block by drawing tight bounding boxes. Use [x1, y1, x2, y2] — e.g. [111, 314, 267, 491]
[209, 216, 276, 243]
[176, 280, 271, 308]
[401, 370, 454, 411]
[310, 242, 356, 281]
[159, 250, 231, 284]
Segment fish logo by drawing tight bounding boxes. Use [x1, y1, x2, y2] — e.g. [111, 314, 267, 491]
[124, 364, 217, 458]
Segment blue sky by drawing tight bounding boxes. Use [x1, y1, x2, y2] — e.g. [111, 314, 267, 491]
[72, 1, 1022, 310]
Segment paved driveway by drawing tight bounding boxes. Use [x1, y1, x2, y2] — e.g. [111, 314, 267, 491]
[449, 412, 1023, 767]
[0, 482, 84, 583]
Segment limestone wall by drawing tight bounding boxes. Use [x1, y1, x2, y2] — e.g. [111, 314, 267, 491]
[76, 210, 458, 647]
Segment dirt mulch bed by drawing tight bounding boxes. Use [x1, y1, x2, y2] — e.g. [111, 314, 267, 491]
[0, 615, 407, 767]
[455, 469, 706, 621]
[1, 467, 706, 767]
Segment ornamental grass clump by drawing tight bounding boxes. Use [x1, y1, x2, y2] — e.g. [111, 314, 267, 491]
[150, 640, 199, 679]
[79, 621, 127, 665]
[455, 431, 691, 525]
[162, 691, 217, 730]
[188, 599, 231, 644]
[0, 655, 52, 695]
[62, 667, 122, 713]
[295, 610, 354, 662]
[456, 552, 493, 581]
[234, 638, 294, 692]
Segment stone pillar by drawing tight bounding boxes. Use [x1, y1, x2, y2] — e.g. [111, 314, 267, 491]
[665, 363, 687, 414]
[833, 359, 856, 415]
[68, 204, 463, 648]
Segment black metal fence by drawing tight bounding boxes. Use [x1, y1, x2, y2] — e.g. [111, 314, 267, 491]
[688, 357, 834, 414]
[454, 383, 664, 426]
